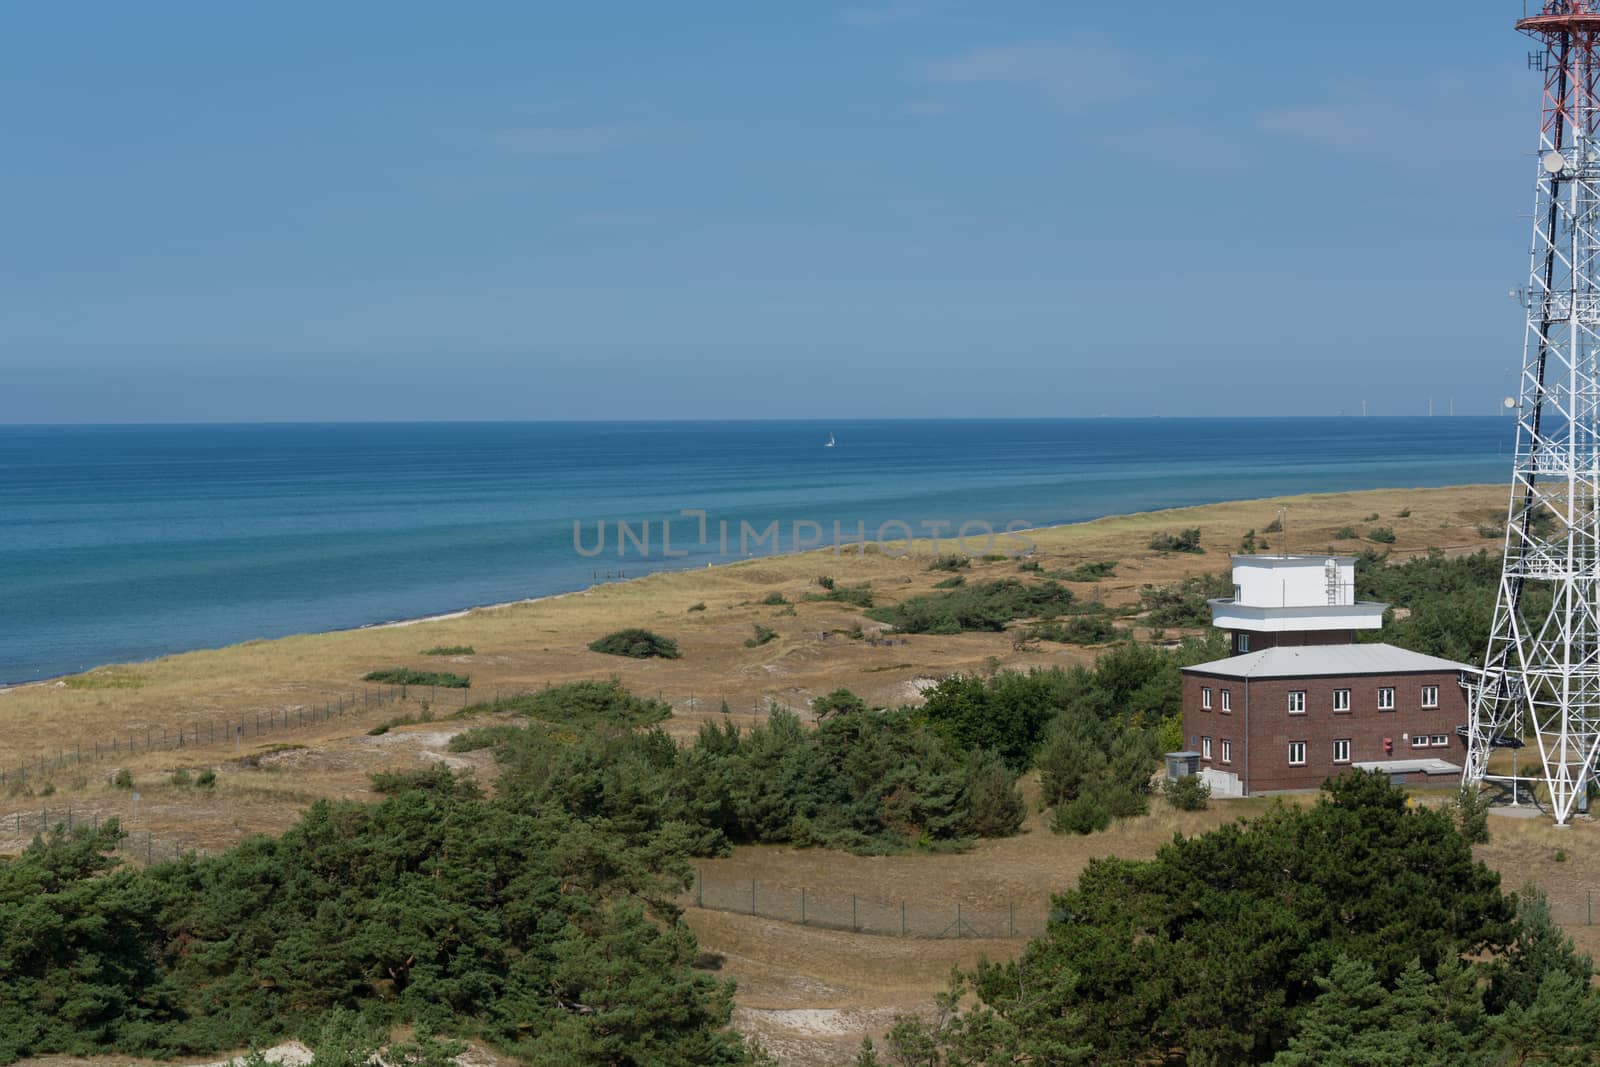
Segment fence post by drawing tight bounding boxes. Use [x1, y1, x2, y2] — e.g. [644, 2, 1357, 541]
[1589, 892, 1593, 927]
[1010, 901, 1015, 938]
[956, 902, 963, 939]
[901, 901, 906, 937]
[146, 832, 152, 865]
[852, 894, 858, 933]
[801, 887, 806, 926]
[751, 879, 756, 917]
[697, 870, 703, 908]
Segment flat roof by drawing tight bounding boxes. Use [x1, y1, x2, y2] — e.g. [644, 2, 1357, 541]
[1353, 758, 1462, 776]
[1182, 642, 1476, 680]
[1230, 553, 1358, 564]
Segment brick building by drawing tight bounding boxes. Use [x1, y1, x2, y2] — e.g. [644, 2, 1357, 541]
[1179, 554, 1474, 795]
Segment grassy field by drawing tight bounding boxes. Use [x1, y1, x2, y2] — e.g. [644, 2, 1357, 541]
[10, 481, 1573, 1067]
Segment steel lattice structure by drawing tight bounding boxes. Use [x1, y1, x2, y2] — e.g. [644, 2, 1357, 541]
[1466, 2, 1600, 824]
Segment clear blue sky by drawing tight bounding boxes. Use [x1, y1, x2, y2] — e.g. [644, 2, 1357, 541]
[0, 2, 1539, 422]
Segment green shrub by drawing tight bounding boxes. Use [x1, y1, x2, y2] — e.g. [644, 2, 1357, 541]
[1053, 792, 1111, 834]
[111, 768, 133, 790]
[933, 575, 965, 589]
[464, 678, 671, 728]
[687, 601, 706, 612]
[1148, 528, 1203, 553]
[1334, 525, 1358, 539]
[1239, 529, 1258, 553]
[1055, 560, 1116, 582]
[367, 713, 417, 736]
[1163, 773, 1210, 811]
[813, 688, 868, 719]
[195, 770, 216, 789]
[1452, 785, 1489, 844]
[1139, 572, 1233, 628]
[816, 575, 835, 590]
[1478, 523, 1502, 538]
[760, 592, 787, 606]
[1368, 526, 1397, 544]
[362, 669, 470, 688]
[744, 624, 778, 648]
[1017, 559, 1043, 573]
[927, 555, 971, 572]
[587, 628, 681, 659]
[1023, 614, 1122, 645]
[420, 646, 474, 656]
[1264, 515, 1284, 533]
[1398, 507, 1412, 518]
[170, 769, 192, 787]
[867, 579, 1077, 635]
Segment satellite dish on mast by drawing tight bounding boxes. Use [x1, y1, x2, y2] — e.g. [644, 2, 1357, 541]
[1505, 397, 1517, 409]
[1544, 150, 1568, 174]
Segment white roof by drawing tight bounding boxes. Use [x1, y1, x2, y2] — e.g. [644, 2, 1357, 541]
[1182, 642, 1474, 680]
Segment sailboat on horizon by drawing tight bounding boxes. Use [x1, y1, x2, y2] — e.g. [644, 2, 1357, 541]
[825, 432, 836, 448]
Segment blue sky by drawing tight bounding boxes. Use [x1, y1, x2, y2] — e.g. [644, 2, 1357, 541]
[0, 2, 1539, 421]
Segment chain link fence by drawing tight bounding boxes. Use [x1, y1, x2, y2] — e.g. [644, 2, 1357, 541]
[684, 871, 1048, 940]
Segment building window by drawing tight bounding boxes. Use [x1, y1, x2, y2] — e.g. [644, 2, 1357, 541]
[1332, 738, 1351, 763]
[1333, 688, 1351, 712]
[1238, 633, 1250, 653]
[1221, 689, 1232, 712]
[1202, 687, 1212, 710]
[1202, 736, 1213, 760]
[1431, 734, 1450, 747]
[1421, 685, 1439, 708]
[1221, 739, 1232, 764]
[1288, 690, 1306, 714]
[1412, 735, 1429, 748]
[1288, 741, 1307, 766]
[1378, 687, 1395, 711]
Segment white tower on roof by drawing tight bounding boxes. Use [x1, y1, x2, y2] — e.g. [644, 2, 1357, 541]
[1208, 555, 1386, 656]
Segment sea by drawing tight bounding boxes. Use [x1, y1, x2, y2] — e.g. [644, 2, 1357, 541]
[0, 418, 1515, 685]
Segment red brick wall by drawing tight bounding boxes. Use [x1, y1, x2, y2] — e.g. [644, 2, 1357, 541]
[1181, 669, 1467, 793]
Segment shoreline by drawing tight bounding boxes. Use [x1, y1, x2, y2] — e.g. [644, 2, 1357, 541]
[0, 482, 1502, 693]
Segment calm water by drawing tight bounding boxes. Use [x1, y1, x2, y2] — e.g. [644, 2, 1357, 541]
[0, 418, 1513, 684]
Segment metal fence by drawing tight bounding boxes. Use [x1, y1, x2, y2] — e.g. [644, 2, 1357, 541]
[684, 871, 1048, 940]
[0, 683, 481, 787]
[2, 684, 803, 791]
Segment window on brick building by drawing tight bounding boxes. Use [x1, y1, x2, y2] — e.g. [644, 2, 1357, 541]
[1412, 735, 1429, 748]
[1202, 687, 1212, 710]
[1332, 738, 1351, 763]
[1221, 739, 1232, 764]
[1238, 633, 1250, 653]
[1431, 734, 1449, 746]
[1288, 741, 1307, 766]
[1421, 685, 1439, 708]
[1333, 688, 1351, 712]
[1288, 690, 1306, 714]
[1378, 687, 1395, 710]
[1202, 736, 1213, 760]
[1222, 689, 1232, 712]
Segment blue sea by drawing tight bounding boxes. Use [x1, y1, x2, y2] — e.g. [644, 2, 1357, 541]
[0, 418, 1514, 684]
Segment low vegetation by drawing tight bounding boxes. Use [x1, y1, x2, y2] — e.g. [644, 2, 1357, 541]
[1139, 571, 1233, 628]
[866, 579, 1079, 635]
[1054, 560, 1116, 582]
[926, 554, 971, 572]
[459, 678, 671, 729]
[420, 645, 473, 656]
[867, 774, 1600, 1066]
[743, 624, 778, 648]
[1148, 527, 1203, 553]
[362, 668, 470, 689]
[587, 628, 681, 659]
[0, 779, 754, 1066]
